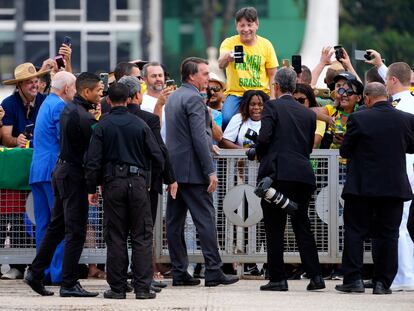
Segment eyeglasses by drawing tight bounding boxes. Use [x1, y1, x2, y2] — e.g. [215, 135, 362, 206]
[337, 87, 356, 96]
[208, 86, 221, 92]
[295, 97, 307, 104]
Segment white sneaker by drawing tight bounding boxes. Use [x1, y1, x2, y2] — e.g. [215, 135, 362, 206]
[1, 268, 23, 280]
[391, 284, 414, 291]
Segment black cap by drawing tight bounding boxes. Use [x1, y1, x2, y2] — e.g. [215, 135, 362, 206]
[134, 60, 149, 70]
[333, 71, 364, 95]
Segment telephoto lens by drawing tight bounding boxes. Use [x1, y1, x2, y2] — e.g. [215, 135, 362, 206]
[254, 177, 298, 215]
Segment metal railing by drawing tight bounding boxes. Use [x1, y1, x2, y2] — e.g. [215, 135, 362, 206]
[0, 149, 372, 265]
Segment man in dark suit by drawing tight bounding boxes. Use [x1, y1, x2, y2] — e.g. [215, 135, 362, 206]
[165, 57, 238, 287]
[336, 82, 414, 294]
[255, 67, 325, 292]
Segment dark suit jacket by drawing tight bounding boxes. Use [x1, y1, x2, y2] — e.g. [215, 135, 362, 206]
[127, 103, 176, 193]
[340, 101, 414, 200]
[165, 83, 214, 184]
[256, 94, 316, 187]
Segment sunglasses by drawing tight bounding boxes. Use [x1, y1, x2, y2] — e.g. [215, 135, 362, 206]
[337, 87, 356, 96]
[135, 75, 143, 81]
[208, 86, 221, 92]
[295, 97, 307, 104]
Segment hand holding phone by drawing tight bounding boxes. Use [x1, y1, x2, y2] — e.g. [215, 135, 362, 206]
[100, 73, 109, 96]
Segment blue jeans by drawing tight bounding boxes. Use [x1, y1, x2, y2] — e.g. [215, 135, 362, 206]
[222, 95, 241, 130]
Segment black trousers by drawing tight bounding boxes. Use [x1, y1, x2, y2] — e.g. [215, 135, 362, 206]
[31, 163, 88, 288]
[342, 196, 403, 288]
[103, 175, 153, 293]
[262, 180, 321, 282]
[166, 183, 222, 280]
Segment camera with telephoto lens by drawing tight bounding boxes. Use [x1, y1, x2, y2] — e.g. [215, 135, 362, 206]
[254, 177, 298, 215]
[245, 128, 258, 160]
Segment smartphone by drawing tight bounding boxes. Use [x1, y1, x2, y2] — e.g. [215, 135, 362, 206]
[334, 45, 344, 61]
[100, 73, 109, 96]
[54, 55, 65, 69]
[234, 45, 244, 63]
[292, 55, 302, 74]
[165, 79, 175, 87]
[23, 124, 34, 139]
[63, 36, 72, 47]
[354, 49, 372, 61]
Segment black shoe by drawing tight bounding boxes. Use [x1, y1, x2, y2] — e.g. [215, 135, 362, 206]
[136, 291, 156, 299]
[307, 275, 326, 291]
[205, 274, 239, 287]
[373, 281, 392, 295]
[60, 282, 99, 297]
[172, 275, 201, 286]
[260, 280, 288, 291]
[151, 285, 162, 293]
[152, 280, 167, 288]
[24, 270, 54, 296]
[364, 280, 374, 289]
[103, 289, 126, 299]
[335, 279, 365, 293]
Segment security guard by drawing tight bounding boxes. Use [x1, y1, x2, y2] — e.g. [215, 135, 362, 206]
[25, 72, 102, 297]
[85, 83, 164, 300]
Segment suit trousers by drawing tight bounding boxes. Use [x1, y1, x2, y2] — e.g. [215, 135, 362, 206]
[30, 163, 88, 288]
[103, 175, 153, 293]
[31, 181, 64, 283]
[261, 180, 321, 282]
[342, 196, 403, 288]
[166, 183, 222, 280]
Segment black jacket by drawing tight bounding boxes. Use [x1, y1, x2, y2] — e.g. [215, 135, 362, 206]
[85, 106, 164, 193]
[256, 95, 316, 187]
[340, 101, 414, 200]
[59, 94, 97, 166]
[127, 103, 176, 193]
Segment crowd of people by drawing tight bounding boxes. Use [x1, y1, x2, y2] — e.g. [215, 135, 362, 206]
[0, 5, 414, 299]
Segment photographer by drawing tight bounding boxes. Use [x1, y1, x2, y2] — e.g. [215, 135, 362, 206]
[254, 68, 325, 292]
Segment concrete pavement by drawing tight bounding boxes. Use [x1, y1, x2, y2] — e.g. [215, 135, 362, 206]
[0, 279, 413, 310]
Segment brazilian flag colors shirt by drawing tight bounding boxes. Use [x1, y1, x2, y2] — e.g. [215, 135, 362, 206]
[220, 35, 278, 97]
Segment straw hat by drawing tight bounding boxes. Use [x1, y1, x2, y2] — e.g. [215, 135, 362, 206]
[209, 72, 226, 89]
[3, 62, 51, 85]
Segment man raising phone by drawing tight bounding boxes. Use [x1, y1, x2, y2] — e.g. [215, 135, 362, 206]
[218, 6, 278, 129]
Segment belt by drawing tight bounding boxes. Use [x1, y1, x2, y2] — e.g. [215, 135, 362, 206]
[106, 164, 147, 178]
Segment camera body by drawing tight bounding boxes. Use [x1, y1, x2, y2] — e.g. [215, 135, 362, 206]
[245, 128, 258, 160]
[254, 177, 298, 215]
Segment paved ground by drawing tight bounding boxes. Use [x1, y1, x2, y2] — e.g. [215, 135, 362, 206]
[0, 279, 413, 311]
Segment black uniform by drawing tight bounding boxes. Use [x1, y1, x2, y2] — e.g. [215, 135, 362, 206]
[256, 95, 322, 283]
[85, 106, 164, 294]
[127, 103, 176, 224]
[30, 94, 97, 289]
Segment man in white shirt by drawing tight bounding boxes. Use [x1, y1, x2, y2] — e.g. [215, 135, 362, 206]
[367, 51, 414, 291]
[141, 62, 175, 141]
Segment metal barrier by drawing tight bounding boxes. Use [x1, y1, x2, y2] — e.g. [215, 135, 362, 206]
[0, 149, 372, 265]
